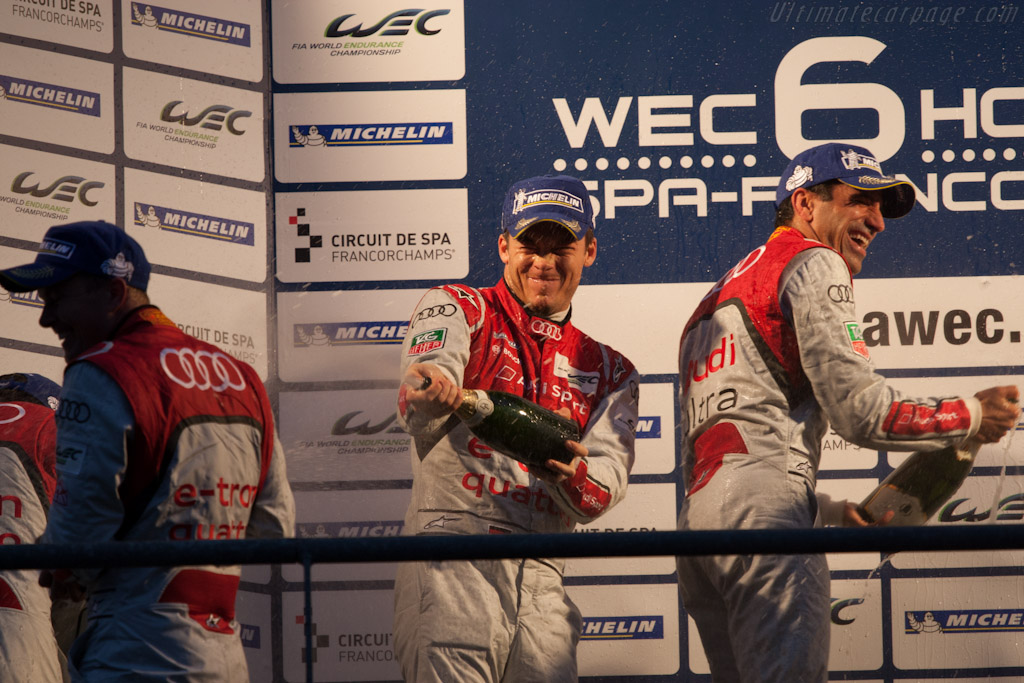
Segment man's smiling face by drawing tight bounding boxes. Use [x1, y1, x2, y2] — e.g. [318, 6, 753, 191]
[499, 221, 596, 317]
[804, 182, 886, 275]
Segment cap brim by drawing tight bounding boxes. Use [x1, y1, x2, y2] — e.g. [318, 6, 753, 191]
[0, 262, 77, 293]
[839, 178, 916, 219]
[508, 216, 587, 240]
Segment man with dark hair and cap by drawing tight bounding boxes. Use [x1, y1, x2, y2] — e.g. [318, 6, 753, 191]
[393, 175, 639, 682]
[675, 143, 1020, 682]
[0, 373, 67, 682]
[0, 220, 295, 681]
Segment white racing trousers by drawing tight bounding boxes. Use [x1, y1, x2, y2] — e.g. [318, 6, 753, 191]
[677, 464, 831, 683]
[677, 550, 830, 682]
[394, 557, 582, 682]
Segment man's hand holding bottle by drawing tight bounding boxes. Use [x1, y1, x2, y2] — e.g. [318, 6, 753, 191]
[970, 385, 1020, 446]
[400, 363, 463, 420]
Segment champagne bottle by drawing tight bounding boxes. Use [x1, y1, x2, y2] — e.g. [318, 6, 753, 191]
[857, 440, 980, 526]
[455, 388, 580, 467]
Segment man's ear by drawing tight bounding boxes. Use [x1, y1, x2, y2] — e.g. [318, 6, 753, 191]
[498, 233, 511, 265]
[583, 236, 597, 267]
[105, 277, 131, 314]
[790, 187, 817, 224]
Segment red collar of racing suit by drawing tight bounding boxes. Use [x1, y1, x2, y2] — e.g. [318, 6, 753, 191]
[494, 277, 572, 345]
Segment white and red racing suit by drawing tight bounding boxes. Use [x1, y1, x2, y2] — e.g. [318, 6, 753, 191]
[0, 396, 65, 683]
[42, 306, 295, 682]
[676, 227, 981, 683]
[394, 278, 639, 682]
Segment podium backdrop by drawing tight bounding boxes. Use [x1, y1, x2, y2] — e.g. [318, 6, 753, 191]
[2, 1, 1022, 680]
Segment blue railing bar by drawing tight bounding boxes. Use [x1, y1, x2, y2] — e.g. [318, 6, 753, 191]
[2, 524, 1024, 570]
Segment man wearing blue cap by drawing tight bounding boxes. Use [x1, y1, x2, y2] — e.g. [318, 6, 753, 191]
[0, 220, 295, 681]
[393, 175, 639, 682]
[675, 143, 1020, 682]
[0, 373, 66, 682]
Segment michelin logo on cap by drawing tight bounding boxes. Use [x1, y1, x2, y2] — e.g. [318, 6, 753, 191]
[840, 148, 883, 173]
[512, 188, 585, 216]
[774, 142, 915, 218]
[101, 254, 135, 281]
[39, 239, 76, 259]
[502, 175, 595, 240]
[784, 165, 813, 191]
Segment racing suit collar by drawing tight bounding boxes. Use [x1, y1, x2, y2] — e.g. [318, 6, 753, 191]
[772, 226, 853, 278]
[497, 277, 572, 323]
[108, 305, 176, 340]
[496, 278, 571, 343]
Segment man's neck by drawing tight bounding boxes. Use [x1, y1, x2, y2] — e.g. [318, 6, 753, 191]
[541, 307, 570, 323]
[502, 278, 570, 322]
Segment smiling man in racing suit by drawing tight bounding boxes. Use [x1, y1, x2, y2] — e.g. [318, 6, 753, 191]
[394, 175, 639, 682]
[0, 221, 295, 681]
[676, 143, 1020, 682]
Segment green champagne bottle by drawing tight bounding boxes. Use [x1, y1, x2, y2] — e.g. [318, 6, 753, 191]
[857, 440, 980, 526]
[455, 388, 580, 467]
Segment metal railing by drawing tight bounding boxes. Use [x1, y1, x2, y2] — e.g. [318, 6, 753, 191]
[4, 525, 1024, 682]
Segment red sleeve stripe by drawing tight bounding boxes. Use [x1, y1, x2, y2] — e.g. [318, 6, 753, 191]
[559, 460, 613, 518]
[882, 398, 972, 437]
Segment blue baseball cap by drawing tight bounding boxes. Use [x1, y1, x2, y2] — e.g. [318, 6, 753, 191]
[501, 174, 595, 240]
[0, 220, 150, 293]
[0, 373, 61, 409]
[776, 143, 916, 218]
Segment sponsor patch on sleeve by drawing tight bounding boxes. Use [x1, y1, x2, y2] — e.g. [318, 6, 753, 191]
[882, 398, 972, 437]
[407, 328, 446, 356]
[55, 440, 87, 476]
[844, 321, 870, 360]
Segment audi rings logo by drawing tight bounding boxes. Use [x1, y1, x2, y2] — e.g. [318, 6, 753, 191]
[412, 303, 457, 325]
[827, 284, 854, 304]
[529, 319, 563, 341]
[56, 399, 91, 423]
[160, 348, 247, 393]
[0, 403, 26, 425]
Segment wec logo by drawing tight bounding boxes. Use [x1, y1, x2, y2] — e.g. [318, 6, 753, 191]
[160, 348, 246, 392]
[331, 411, 401, 436]
[831, 597, 863, 625]
[56, 444, 85, 475]
[554, 353, 599, 395]
[11, 172, 104, 206]
[160, 102, 251, 135]
[326, 9, 450, 37]
[939, 493, 1024, 522]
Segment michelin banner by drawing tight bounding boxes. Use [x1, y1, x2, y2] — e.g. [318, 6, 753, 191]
[1, 1, 1022, 681]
